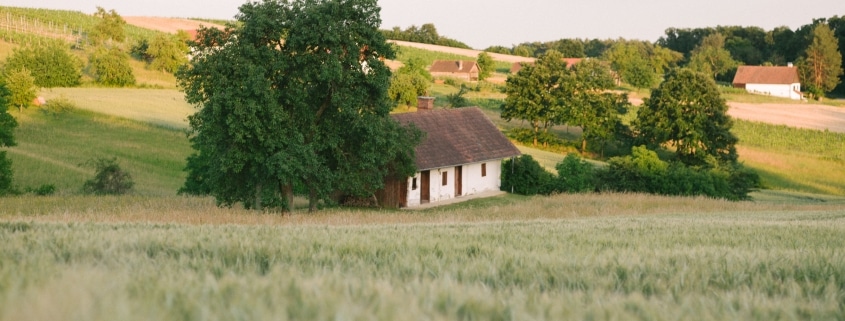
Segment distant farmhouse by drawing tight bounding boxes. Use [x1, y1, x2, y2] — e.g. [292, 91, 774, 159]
[510, 58, 583, 74]
[429, 60, 480, 81]
[378, 97, 521, 208]
[732, 65, 802, 100]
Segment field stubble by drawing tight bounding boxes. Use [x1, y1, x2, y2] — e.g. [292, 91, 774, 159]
[1, 194, 844, 320]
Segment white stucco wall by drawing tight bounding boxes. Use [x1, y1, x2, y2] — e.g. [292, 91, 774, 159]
[405, 160, 504, 207]
[745, 83, 802, 100]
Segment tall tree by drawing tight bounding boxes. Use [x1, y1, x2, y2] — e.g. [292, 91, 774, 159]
[5, 68, 38, 113]
[688, 33, 738, 80]
[603, 40, 658, 89]
[501, 50, 569, 147]
[91, 7, 127, 45]
[798, 23, 843, 100]
[388, 57, 431, 106]
[635, 68, 738, 167]
[564, 59, 628, 154]
[177, 0, 420, 212]
[0, 84, 16, 194]
[476, 52, 495, 81]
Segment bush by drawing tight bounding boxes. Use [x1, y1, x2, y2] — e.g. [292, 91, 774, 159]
[26, 184, 56, 196]
[501, 155, 555, 195]
[3, 42, 82, 88]
[88, 47, 136, 87]
[82, 157, 134, 195]
[41, 96, 76, 115]
[595, 146, 760, 200]
[554, 154, 595, 193]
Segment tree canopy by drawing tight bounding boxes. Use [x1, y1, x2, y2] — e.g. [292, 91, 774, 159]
[635, 68, 738, 167]
[91, 7, 127, 45]
[388, 57, 431, 106]
[476, 52, 495, 81]
[4, 68, 38, 113]
[688, 33, 738, 80]
[3, 42, 81, 88]
[177, 0, 420, 212]
[798, 23, 843, 99]
[88, 47, 136, 87]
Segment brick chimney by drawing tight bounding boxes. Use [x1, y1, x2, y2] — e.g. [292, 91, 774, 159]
[417, 96, 435, 111]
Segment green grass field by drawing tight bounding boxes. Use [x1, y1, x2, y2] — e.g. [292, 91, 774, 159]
[0, 193, 843, 321]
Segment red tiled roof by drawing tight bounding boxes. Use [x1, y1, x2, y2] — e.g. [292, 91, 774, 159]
[429, 60, 478, 73]
[733, 66, 800, 85]
[392, 108, 521, 170]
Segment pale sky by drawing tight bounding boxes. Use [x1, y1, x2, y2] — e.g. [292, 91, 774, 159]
[9, 0, 845, 49]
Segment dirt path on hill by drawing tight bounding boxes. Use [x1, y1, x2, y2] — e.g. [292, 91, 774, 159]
[629, 97, 845, 133]
[389, 40, 535, 63]
[123, 17, 225, 33]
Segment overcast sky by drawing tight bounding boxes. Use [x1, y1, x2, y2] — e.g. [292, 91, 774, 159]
[7, 0, 844, 48]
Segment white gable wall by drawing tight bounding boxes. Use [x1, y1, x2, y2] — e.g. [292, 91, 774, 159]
[745, 83, 802, 100]
[405, 160, 504, 207]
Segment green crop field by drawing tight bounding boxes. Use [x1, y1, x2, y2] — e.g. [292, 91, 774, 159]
[1, 193, 844, 321]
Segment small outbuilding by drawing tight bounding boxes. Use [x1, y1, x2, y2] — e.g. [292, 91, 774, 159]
[732, 65, 802, 100]
[378, 97, 521, 208]
[429, 60, 480, 81]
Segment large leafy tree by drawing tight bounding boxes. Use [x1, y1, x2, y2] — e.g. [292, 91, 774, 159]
[501, 50, 569, 147]
[147, 32, 190, 73]
[635, 68, 738, 167]
[178, 0, 420, 212]
[564, 59, 629, 154]
[602, 40, 658, 89]
[0, 84, 17, 194]
[688, 33, 738, 80]
[798, 23, 843, 100]
[4, 42, 82, 88]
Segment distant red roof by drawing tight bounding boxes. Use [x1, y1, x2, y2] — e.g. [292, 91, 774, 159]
[429, 60, 479, 73]
[391, 107, 521, 170]
[733, 66, 800, 86]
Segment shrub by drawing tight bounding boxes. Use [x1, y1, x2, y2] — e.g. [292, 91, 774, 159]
[554, 154, 595, 193]
[41, 96, 77, 115]
[3, 42, 82, 88]
[88, 47, 136, 87]
[501, 155, 555, 195]
[445, 85, 470, 107]
[82, 157, 134, 195]
[26, 184, 56, 196]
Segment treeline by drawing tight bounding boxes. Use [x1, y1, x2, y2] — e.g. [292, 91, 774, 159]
[381, 23, 471, 49]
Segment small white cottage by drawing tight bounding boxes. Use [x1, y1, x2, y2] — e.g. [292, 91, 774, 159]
[378, 97, 521, 208]
[732, 65, 802, 100]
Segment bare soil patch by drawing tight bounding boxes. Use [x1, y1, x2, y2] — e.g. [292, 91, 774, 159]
[389, 40, 534, 64]
[123, 16, 225, 34]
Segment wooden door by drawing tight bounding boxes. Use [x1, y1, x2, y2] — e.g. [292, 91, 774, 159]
[455, 166, 462, 196]
[421, 170, 430, 204]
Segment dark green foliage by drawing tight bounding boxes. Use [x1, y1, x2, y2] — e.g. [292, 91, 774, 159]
[445, 85, 470, 107]
[0, 84, 16, 195]
[381, 24, 471, 49]
[635, 68, 737, 167]
[798, 23, 843, 99]
[0, 151, 12, 195]
[82, 157, 134, 195]
[3, 42, 82, 88]
[88, 47, 135, 87]
[26, 184, 56, 196]
[688, 33, 738, 80]
[554, 154, 595, 193]
[500, 155, 555, 196]
[595, 146, 759, 200]
[178, 0, 421, 212]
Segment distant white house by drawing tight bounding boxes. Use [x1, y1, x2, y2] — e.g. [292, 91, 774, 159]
[377, 97, 521, 208]
[732, 65, 802, 100]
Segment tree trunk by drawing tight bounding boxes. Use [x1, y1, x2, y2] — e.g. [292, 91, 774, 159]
[308, 187, 318, 213]
[281, 182, 294, 213]
[533, 120, 539, 147]
[254, 183, 263, 211]
[581, 138, 587, 155]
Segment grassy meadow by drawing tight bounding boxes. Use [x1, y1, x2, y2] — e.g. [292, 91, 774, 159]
[1, 193, 844, 320]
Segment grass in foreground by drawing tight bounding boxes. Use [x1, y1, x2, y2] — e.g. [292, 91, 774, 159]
[0, 193, 843, 321]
